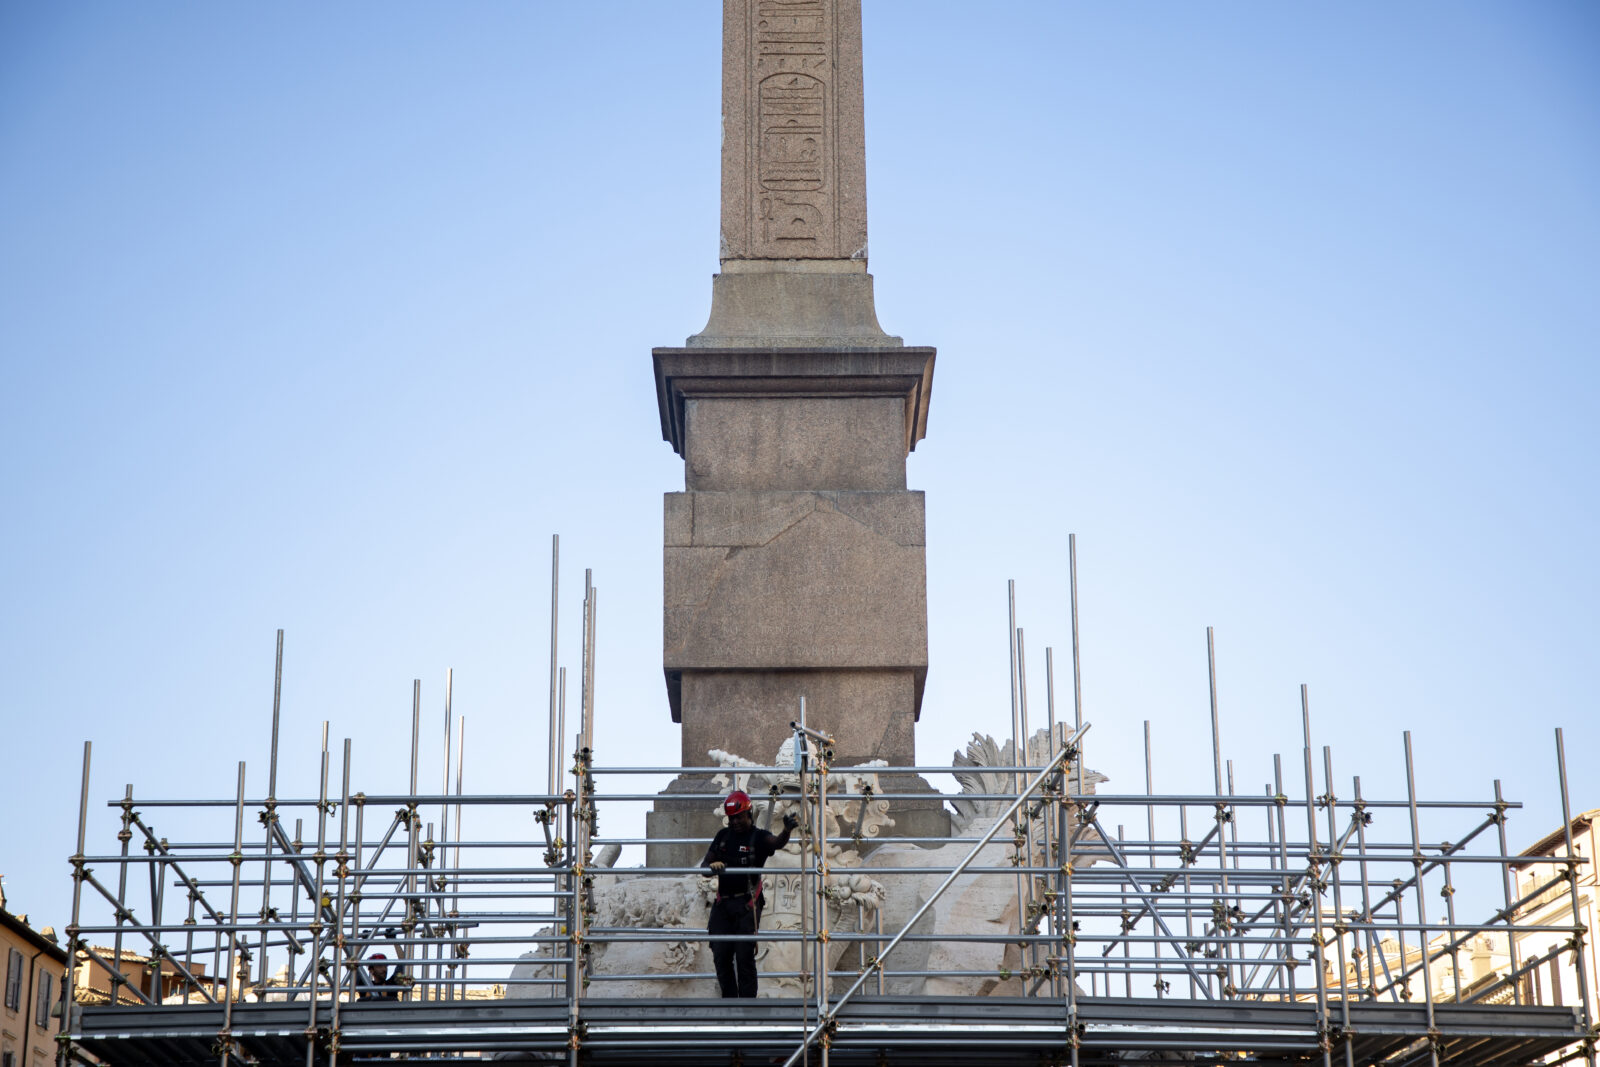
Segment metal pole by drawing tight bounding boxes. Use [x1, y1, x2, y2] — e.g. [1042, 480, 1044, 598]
[1008, 581, 1021, 795]
[816, 709, 829, 1033]
[581, 570, 593, 756]
[557, 668, 568, 788]
[1145, 720, 1161, 995]
[407, 680, 421, 996]
[1068, 533, 1083, 797]
[549, 533, 560, 796]
[437, 667, 454, 1004]
[1322, 745, 1354, 1067]
[1276, 755, 1297, 1001]
[588, 585, 601, 751]
[451, 715, 466, 999]
[1555, 729, 1597, 1067]
[1018, 628, 1040, 979]
[1402, 731, 1439, 1067]
[1302, 689, 1333, 1067]
[1206, 627, 1223, 794]
[306, 725, 330, 1067]
[261, 630, 284, 988]
[798, 702, 812, 1053]
[221, 761, 246, 1067]
[1492, 779, 1522, 1005]
[62, 741, 92, 1067]
[442, 667, 453, 879]
[1208, 629, 1234, 996]
[565, 747, 579, 1067]
[348, 797, 365, 1002]
[112, 785, 133, 1004]
[1007, 584, 1026, 976]
[1351, 775, 1377, 1001]
[330, 739, 351, 1055]
[1060, 769, 1079, 1067]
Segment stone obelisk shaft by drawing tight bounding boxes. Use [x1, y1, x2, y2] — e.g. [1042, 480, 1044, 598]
[649, 0, 942, 864]
[719, 0, 868, 263]
[690, 0, 897, 348]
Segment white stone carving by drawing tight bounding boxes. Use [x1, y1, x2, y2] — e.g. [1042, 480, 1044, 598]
[509, 728, 1105, 999]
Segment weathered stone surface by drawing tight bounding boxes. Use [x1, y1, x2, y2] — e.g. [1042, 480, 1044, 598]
[680, 668, 917, 767]
[667, 489, 927, 549]
[685, 397, 906, 491]
[663, 491, 927, 675]
[654, 347, 936, 459]
[690, 269, 899, 348]
[718, 0, 868, 263]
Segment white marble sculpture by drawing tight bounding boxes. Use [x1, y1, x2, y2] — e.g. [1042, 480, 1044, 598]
[507, 726, 1103, 999]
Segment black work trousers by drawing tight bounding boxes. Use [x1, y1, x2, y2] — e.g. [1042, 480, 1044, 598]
[708, 894, 762, 997]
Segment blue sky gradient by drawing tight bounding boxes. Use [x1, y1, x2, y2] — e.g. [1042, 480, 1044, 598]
[2, 3, 1596, 937]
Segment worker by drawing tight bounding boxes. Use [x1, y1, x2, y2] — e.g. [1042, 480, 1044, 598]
[700, 789, 799, 997]
[359, 952, 403, 1001]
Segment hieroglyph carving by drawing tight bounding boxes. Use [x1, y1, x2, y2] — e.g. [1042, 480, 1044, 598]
[754, 1, 830, 255]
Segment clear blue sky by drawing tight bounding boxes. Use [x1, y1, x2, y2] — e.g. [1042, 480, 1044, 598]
[2, 3, 1596, 935]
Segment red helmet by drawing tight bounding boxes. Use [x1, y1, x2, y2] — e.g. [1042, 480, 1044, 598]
[724, 790, 753, 817]
[370, 953, 387, 961]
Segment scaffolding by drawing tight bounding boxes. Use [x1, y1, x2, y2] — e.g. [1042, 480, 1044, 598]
[57, 544, 1597, 1066]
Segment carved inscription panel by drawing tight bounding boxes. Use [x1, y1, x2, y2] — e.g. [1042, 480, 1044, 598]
[756, 1, 828, 253]
[724, 0, 867, 260]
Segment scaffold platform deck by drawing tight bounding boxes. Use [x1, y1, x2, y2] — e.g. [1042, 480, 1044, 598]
[72, 995, 1586, 1066]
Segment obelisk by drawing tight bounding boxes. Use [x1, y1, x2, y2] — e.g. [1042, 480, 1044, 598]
[648, 0, 942, 863]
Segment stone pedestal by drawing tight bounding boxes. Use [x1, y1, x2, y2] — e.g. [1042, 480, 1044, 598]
[647, 347, 948, 869]
[646, 1, 949, 870]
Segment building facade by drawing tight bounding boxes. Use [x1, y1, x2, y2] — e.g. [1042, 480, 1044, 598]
[1, 904, 68, 1067]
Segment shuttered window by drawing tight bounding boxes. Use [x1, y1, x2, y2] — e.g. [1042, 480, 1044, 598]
[4, 947, 23, 1010]
[36, 969, 55, 1026]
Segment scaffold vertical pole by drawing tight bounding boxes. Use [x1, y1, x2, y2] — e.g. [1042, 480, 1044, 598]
[1555, 728, 1597, 1067]
[1321, 745, 1355, 1067]
[817, 716, 830, 1067]
[1045, 646, 1061, 998]
[565, 765, 578, 1067]
[450, 715, 466, 998]
[1271, 756, 1295, 1000]
[1492, 778, 1522, 1005]
[797, 702, 812, 1065]
[1301, 689, 1332, 1067]
[1208, 630, 1235, 997]
[111, 784, 132, 1004]
[261, 628, 284, 988]
[1402, 731, 1439, 1067]
[222, 760, 246, 1067]
[557, 668, 568, 801]
[1351, 775, 1378, 1001]
[1007, 583, 1025, 972]
[1068, 533, 1083, 797]
[329, 738, 351, 1056]
[61, 741, 92, 1067]
[1061, 770, 1080, 1067]
[406, 681, 421, 998]
[1017, 627, 1040, 981]
[306, 725, 330, 1066]
[440, 667, 453, 1001]
[548, 533, 560, 797]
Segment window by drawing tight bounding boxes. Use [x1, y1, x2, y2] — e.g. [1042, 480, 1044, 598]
[35, 970, 53, 1027]
[1, 1050, 13, 1067]
[4, 948, 22, 1010]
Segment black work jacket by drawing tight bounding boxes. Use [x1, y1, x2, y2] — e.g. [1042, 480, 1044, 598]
[700, 825, 785, 898]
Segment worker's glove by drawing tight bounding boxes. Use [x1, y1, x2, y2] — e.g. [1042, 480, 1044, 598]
[708, 861, 726, 874]
[783, 813, 800, 830]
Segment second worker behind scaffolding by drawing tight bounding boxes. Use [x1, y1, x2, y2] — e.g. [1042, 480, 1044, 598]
[700, 789, 799, 997]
